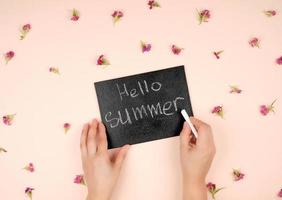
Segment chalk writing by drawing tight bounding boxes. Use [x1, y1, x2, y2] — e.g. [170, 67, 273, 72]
[116, 80, 162, 101]
[104, 80, 186, 128]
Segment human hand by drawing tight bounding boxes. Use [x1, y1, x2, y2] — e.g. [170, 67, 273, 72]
[180, 117, 216, 200]
[80, 119, 130, 200]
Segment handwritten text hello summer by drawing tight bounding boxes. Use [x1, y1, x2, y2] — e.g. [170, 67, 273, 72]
[104, 80, 185, 128]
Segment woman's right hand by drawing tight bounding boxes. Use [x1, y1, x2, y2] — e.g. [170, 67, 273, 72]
[180, 117, 216, 200]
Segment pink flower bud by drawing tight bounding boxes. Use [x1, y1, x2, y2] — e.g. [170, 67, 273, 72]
[232, 169, 245, 181]
[64, 123, 71, 133]
[249, 37, 260, 48]
[148, 0, 160, 9]
[25, 187, 34, 200]
[97, 55, 110, 66]
[2, 114, 16, 126]
[141, 41, 152, 53]
[71, 9, 79, 21]
[112, 10, 124, 24]
[276, 56, 282, 65]
[24, 163, 35, 172]
[198, 9, 211, 24]
[260, 105, 269, 115]
[260, 100, 276, 116]
[4, 51, 15, 64]
[278, 188, 282, 197]
[171, 45, 183, 55]
[211, 105, 224, 118]
[74, 174, 85, 185]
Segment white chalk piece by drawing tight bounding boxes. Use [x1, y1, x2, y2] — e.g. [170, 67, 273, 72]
[181, 109, 198, 138]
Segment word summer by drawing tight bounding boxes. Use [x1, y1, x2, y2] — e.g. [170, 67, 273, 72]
[104, 80, 185, 128]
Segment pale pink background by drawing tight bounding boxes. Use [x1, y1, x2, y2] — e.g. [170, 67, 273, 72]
[0, 0, 282, 199]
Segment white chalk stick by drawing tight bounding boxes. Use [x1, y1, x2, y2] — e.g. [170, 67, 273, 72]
[181, 109, 198, 138]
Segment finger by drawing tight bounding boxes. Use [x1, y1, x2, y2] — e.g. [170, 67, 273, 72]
[190, 117, 211, 139]
[180, 122, 191, 151]
[189, 117, 207, 130]
[87, 119, 98, 156]
[97, 122, 108, 153]
[80, 123, 89, 158]
[190, 118, 213, 148]
[109, 147, 121, 162]
[114, 144, 130, 171]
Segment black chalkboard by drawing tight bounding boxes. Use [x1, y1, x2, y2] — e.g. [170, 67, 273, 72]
[94, 65, 193, 149]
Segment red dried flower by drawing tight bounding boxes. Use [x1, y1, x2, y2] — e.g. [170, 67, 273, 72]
[260, 99, 276, 116]
[49, 67, 60, 74]
[171, 45, 183, 55]
[2, 114, 16, 126]
[198, 9, 211, 24]
[64, 123, 71, 134]
[206, 182, 224, 199]
[97, 55, 110, 66]
[112, 10, 124, 24]
[213, 51, 224, 59]
[264, 10, 277, 17]
[25, 187, 34, 200]
[276, 56, 282, 65]
[74, 174, 85, 185]
[232, 169, 245, 181]
[71, 9, 80, 21]
[249, 37, 260, 48]
[23, 163, 35, 172]
[148, 0, 160, 9]
[278, 188, 282, 197]
[141, 41, 152, 53]
[211, 105, 224, 118]
[4, 51, 15, 64]
[20, 24, 31, 40]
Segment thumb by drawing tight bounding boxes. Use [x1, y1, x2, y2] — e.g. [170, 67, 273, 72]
[114, 144, 130, 170]
[180, 122, 191, 151]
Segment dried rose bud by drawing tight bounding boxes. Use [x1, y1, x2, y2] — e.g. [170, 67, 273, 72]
[141, 41, 152, 53]
[71, 9, 80, 21]
[148, 0, 160, 9]
[171, 45, 183, 55]
[25, 187, 34, 200]
[276, 56, 282, 65]
[97, 55, 110, 66]
[64, 123, 71, 134]
[278, 188, 282, 197]
[74, 174, 85, 185]
[232, 169, 245, 181]
[2, 114, 16, 126]
[211, 105, 224, 118]
[206, 182, 224, 199]
[264, 10, 276, 17]
[20, 24, 31, 40]
[213, 50, 224, 59]
[49, 67, 60, 74]
[112, 10, 124, 24]
[198, 9, 211, 24]
[23, 163, 35, 172]
[4, 51, 15, 64]
[249, 37, 260, 48]
[260, 100, 276, 116]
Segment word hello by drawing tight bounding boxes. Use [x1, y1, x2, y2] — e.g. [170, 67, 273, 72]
[116, 80, 162, 101]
